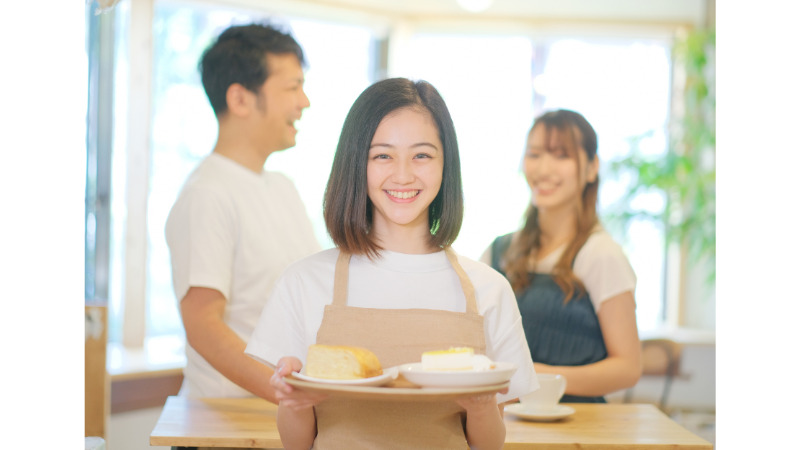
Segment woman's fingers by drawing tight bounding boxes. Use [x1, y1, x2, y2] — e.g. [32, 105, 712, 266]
[270, 357, 329, 408]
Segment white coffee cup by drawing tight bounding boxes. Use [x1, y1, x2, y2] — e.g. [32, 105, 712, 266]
[521, 374, 567, 411]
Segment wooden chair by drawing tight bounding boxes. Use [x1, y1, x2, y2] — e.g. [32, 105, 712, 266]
[85, 304, 110, 440]
[624, 338, 683, 411]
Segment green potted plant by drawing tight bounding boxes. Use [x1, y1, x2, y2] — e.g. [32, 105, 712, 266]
[605, 28, 716, 284]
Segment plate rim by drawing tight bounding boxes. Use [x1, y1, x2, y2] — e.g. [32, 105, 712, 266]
[284, 376, 510, 401]
[398, 361, 518, 387]
[293, 366, 399, 386]
[400, 361, 518, 373]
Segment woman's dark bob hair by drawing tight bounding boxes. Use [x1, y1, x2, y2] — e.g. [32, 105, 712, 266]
[323, 78, 463, 257]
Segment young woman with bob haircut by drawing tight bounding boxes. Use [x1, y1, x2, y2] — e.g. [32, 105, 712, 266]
[323, 77, 464, 257]
[246, 78, 537, 449]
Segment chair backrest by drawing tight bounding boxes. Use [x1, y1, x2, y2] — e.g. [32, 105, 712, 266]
[641, 338, 682, 377]
[624, 338, 683, 410]
[85, 304, 109, 439]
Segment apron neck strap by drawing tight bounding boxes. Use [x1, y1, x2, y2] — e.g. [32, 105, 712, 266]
[332, 248, 479, 315]
[444, 247, 478, 315]
[333, 250, 351, 306]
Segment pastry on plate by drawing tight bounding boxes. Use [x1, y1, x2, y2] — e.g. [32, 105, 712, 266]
[305, 344, 383, 380]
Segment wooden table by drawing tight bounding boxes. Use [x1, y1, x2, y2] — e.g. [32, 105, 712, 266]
[151, 396, 712, 449]
[504, 403, 712, 449]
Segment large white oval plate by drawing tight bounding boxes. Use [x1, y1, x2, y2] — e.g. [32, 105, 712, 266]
[399, 362, 518, 388]
[292, 366, 399, 386]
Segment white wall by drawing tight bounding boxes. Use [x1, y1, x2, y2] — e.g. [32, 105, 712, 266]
[2, 1, 87, 448]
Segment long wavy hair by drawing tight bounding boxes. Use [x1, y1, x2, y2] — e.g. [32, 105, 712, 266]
[503, 109, 599, 302]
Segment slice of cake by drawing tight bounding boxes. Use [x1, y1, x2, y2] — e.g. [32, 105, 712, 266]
[470, 354, 494, 371]
[305, 344, 383, 380]
[421, 347, 475, 371]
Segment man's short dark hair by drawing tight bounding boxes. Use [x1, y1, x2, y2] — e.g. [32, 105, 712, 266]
[199, 23, 306, 116]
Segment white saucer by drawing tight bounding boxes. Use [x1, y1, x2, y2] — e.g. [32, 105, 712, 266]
[504, 403, 575, 422]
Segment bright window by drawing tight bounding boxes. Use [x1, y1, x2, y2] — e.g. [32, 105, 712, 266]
[533, 38, 671, 332]
[99, 3, 677, 345]
[400, 34, 535, 261]
[400, 34, 672, 332]
[107, 2, 376, 342]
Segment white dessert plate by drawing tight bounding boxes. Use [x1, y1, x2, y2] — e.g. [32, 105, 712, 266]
[293, 366, 399, 386]
[399, 362, 517, 388]
[504, 403, 575, 422]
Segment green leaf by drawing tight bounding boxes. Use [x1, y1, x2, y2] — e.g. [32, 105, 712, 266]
[605, 27, 716, 285]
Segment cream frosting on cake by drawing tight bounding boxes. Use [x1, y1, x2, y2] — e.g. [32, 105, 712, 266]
[470, 354, 494, 371]
[422, 347, 475, 371]
[421, 347, 498, 371]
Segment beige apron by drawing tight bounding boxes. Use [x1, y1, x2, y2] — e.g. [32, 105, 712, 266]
[312, 248, 487, 450]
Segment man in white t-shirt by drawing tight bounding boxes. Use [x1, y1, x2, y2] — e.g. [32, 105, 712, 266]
[165, 23, 320, 401]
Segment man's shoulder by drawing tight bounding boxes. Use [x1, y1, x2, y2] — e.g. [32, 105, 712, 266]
[276, 248, 338, 286]
[262, 170, 300, 192]
[179, 155, 264, 198]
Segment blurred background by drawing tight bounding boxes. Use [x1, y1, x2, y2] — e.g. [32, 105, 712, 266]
[79, 0, 716, 448]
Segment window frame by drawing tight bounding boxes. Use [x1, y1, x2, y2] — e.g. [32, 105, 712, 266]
[90, 0, 712, 358]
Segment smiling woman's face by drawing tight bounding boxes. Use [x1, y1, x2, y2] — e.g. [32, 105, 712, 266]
[524, 124, 597, 214]
[366, 107, 444, 240]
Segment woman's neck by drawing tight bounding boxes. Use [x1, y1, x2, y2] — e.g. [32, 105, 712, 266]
[536, 206, 577, 257]
[370, 224, 438, 254]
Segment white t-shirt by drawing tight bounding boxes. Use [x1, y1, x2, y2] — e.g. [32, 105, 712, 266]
[165, 153, 320, 397]
[245, 248, 539, 404]
[480, 228, 636, 312]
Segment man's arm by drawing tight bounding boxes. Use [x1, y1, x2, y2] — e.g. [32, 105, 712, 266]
[180, 286, 277, 403]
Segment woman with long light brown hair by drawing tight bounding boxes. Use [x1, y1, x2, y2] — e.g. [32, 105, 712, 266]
[482, 109, 641, 403]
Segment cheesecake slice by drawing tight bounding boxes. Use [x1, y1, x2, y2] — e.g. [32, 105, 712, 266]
[421, 347, 475, 371]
